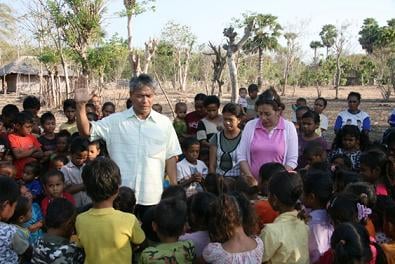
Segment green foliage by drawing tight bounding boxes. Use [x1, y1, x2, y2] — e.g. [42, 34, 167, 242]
[151, 41, 176, 80]
[320, 24, 337, 52]
[310, 41, 323, 49]
[160, 21, 196, 49]
[120, 0, 156, 16]
[358, 18, 380, 54]
[38, 47, 60, 67]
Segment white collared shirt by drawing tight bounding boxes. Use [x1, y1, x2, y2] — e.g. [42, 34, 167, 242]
[90, 107, 181, 205]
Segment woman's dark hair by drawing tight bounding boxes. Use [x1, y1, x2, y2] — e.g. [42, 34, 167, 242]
[302, 110, 320, 124]
[40, 112, 55, 126]
[45, 198, 75, 229]
[153, 198, 187, 237]
[181, 137, 199, 151]
[347, 91, 361, 101]
[23, 96, 40, 111]
[81, 157, 121, 203]
[42, 169, 65, 185]
[255, 88, 282, 111]
[0, 175, 20, 206]
[328, 192, 359, 226]
[101, 102, 115, 111]
[332, 125, 369, 150]
[315, 97, 328, 107]
[331, 223, 372, 264]
[63, 99, 76, 111]
[8, 196, 30, 223]
[194, 93, 207, 102]
[203, 95, 220, 107]
[333, 169, 360, 193]
[187, 192, 216, 231]
[222, 103, 245, 118]
[113, 186, 136, 214]
[161, 185, 187, 202]
[269, 171, 303, 207]
[304, 171, 333, 207]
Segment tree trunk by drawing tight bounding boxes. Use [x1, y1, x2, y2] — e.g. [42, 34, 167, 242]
[335, 54, 341, 99]
[50, 72, 56, 107]
[257, 47, 264, 88]
[313, 48, 317, 64]
[227, 53, 238, 103]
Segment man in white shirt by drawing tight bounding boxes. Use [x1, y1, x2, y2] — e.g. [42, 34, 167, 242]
[75, 74, 181, 216]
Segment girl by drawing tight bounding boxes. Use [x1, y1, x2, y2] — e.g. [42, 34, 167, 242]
[360, 149, 394, 197]
[313, 97, 328, 137]
[41, 169, 75, 216]
[203, 194, 263, 264]
[303, 171, 334, 263]
[330, 124, 369, 171]
[260, 171, 309, 264]
[209, 103, 243, 177]
[298, 110, 329, 168]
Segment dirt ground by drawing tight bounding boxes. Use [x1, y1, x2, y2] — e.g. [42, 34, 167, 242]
[4, 85, 393, 143]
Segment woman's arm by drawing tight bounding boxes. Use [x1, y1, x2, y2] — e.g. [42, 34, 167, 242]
[239, 160, 254, 178]
[285, 121, 298, 170]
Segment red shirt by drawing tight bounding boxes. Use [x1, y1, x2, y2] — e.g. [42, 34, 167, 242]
[255, 199, 279, 230]
[185, 111, 205, 135]
[8, 133, 41, 179]
[41, 192, 75, 216]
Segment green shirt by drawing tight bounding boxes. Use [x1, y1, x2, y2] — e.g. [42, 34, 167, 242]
[140, 240, 196, 264]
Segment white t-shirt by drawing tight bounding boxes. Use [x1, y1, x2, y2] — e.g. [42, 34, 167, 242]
[315, 114, 328, 136]
[176, 158, 208, 182]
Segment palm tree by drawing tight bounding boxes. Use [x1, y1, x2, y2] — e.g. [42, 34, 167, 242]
[310, 41, 323, 64]
[319, 24, 337, 57]
[0, 3, 15, 41]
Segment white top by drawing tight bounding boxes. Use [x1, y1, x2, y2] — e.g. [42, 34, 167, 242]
[61, 161, 91, 208]
[315, 114, 328, 136]
[237, 97, 248, 108]
[90, 107, 181, 205]
[176, 158, 208, 182]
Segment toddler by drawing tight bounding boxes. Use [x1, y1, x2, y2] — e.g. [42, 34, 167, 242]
[237, 87, 248, 110]
[22, 161, 43, 200]
[173, 102, 188, 141]
[87, 140, 101, 161]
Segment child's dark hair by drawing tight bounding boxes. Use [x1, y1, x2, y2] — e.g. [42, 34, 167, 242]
[14, 112, 33, 126]
[0, 175, 20, 206]
[331, 222, 372, 264]
[304, 170, 333, 207]
[87, 112, 98, 121]
[333, 125, 369, 150]
[56, 129, 71, 140]
[239, 87, 247, 93]
[295, 105, 310, 114]
[259, 162, 286, 183]
[113, 186, 136, 214]
[360, 149, 392, 192]
[331, 153, 353, 170]
[45, 198, 75, 229]
[296, 97, 307, 105]
[302, 110, 320, 124]
[63, 99, 76, 111]
[81, 157, 121, 203]
[40, 111, 55, 126]
[175, 102, 187, 111]
[102, 102, 115, 111]
[70, 136, 89, 154]
[268, 171, 303, 207]
[222, 103, 244, 118]
[203, 95, 220, 108]
[161, 185, 187, 202]
[181, 137, 199, 151]
[234, 177, 258, 200]
[24, 161, 42, 178]
[303, 141, 325, 161]
[8, 196, 30, 223]
[88, 140, 101, 151]
[153, 198, 187, 238]
[152, 103, 162, 112]
[194, 93, 207, 102]
[187, 192, 216, 231]
[204, 173, 224, 196]
[232, 192, 258, 236]
[247, 84, 259, 93]
[384, 199, 395, 225]
[315, 97, 327, 108]
[23, 96, 40, 111]
[42, 169, 65, 185]
[52, 154, 69, 166]
[344, 182, 377, 209]
[328, 192, 359, 226]
[85, 103, 95, 113]
[333, 169, 360, 193]
[348, 91, 361, 101]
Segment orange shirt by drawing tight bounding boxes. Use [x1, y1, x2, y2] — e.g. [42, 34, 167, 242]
[8, 133, 41, 179]
[255, 199, 279, 230]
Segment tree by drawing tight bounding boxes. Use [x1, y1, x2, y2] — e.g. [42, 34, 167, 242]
[320, 24, 337, 57]
[206, 42, 226, 96]
[242, 14, 282, 87]
[281, 32, 298, 95]
[0, 3, 15, 41]
[359, 18, 380, 54]
[333, 24, 348, 99]
[310, 40, 323, 64]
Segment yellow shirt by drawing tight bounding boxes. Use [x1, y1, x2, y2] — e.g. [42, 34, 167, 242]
[59, 121, 78, 135]
[76, 208, 145, 264]
[260, 210, 309, 264]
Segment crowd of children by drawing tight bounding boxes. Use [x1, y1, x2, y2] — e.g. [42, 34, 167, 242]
[1, 86, 395, 264]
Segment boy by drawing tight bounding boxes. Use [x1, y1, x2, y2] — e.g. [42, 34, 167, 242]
[22, 96, 41, 135]
[237, 87, 248, 111]
[59, 99, 78, 135]
[291, 97, 307, 124]
[39, 112, 57, 165]
[61, 137, 90, 208]
[140, 198, 195, 263]
[246, 84, 259, 119]
[185, 93, 207, 136]
[76, 157, 145, 264]
[8, 112, 43, 179]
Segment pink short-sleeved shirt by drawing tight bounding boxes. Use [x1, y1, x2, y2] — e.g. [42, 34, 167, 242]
[250, 118, 286, 179]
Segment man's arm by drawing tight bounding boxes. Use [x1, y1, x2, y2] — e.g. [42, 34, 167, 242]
[165, 156, 178, 185]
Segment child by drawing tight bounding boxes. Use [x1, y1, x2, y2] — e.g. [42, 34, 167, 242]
[61, 137, 90, 208]
[101, 101, 115, 118]
[140, 198, 195, 263]
[87, 111, 98, 122]
[53, 130, 71, 159]
[185, 93, 207, 136]
[202, 194, 263, 263]
[291, 97, 307, 125]
[76, 157, 145, 264]
[237, 87, 248, 110]
[59, 99, 78, 135]
[0, 162, 16, 178]
[22, 95, 41, 135]
[313, 97, 328, 137]
[298, 110, 329, 168]
[382, 201, 395, 263]
[302, 170, 334, 263]
[260, 171, 309, 264]
[302, 141, 328, 170]
[330, 153, 353, 172]
[295, 106, 310, 133]
[173, 102, 188, 141]
[32, 198, 84, 263]
[85, 102, 96, 114]
[360, 149, 393, 197]
[19, 184, 43, 244]
[152, 103, 163, 113]
[176, 137, 208, 197]
[88, 94, 102, 118]
[245, 84, 259, 119]
[87, 140, 101, 161]
[0, 176, 30, 263]
[22, 161, 43, 200]
[38, 112, 57, 164]
[8, 112, 43, 179]
[50, 154, 69, 170]
[179, 192, 216, 257]
[113, 186, 136, 214]
[41, 169, 75, 216]
[333, 169, 360, 193]
[1, 104, 19, 133]
[330, 124, 367, 171]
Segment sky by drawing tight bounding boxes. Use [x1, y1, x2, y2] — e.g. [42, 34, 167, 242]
[4, 0, 395, 60]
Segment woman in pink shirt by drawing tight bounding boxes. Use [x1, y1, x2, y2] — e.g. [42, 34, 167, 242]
[237, 88, 298, 180]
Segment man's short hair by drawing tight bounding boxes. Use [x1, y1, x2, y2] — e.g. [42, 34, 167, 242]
[129, 74, 157, 92]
